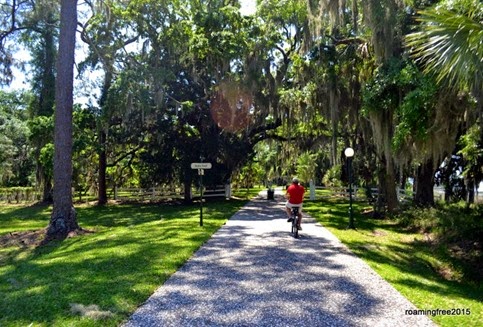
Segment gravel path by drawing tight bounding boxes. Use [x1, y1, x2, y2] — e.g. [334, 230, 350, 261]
[124, 191, 436, 327]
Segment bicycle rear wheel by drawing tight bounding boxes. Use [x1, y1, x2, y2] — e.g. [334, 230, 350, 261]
[292, 216, 299, 238]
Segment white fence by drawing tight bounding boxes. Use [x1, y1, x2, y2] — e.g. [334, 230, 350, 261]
[112, 187, 183, 202]
[0, 188, 41, 203]
[202, 184, 232, 198]
[3, 184, 479, 204]
[111, 184, 231, 202]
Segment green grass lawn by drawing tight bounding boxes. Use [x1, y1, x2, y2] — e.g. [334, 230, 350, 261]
[232, 185, 265, 199]
[0, 199, 249, 327]
[304, 199, 482, 327]
[2, 192, 481, 327]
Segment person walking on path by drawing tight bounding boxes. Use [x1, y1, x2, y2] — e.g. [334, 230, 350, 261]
[285, 177, 305, 230]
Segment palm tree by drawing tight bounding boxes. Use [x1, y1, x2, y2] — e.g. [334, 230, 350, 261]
[405, 0, 482, 93]
[406, 0, 483, 204]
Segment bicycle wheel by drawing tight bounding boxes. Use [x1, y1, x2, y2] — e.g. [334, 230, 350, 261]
[292, 215, 299, 238]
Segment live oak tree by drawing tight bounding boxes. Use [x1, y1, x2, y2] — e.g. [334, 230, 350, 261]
[1, 0, 481, 221]
[79, 0, 139, 205]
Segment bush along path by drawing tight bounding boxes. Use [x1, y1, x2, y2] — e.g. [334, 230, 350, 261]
[124, 190, 435, 326]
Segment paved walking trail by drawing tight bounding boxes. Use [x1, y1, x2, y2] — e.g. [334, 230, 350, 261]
[124, 190, 435, 326]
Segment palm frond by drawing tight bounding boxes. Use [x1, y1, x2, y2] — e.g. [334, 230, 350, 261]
[405, 7, 483, 91]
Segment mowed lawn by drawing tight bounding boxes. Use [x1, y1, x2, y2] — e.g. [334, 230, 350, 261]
[2, 190, 481, 327]
[0, 198, 251, 327]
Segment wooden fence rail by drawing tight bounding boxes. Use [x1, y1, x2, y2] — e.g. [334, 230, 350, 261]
[111, 185, 231, 202]
[0, 185, 232, 204]
[6, 184, 478, 204]
[0, 188, 41, 204]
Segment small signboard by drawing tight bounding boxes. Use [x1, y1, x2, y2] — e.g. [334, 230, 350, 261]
[190, 162, 212, 227]
[191, 163, 212, 169]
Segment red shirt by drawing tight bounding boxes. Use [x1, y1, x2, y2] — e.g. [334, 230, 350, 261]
[287, 183, 305, 204]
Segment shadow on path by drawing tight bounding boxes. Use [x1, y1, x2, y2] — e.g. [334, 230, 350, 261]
[124, 194, 435, 327]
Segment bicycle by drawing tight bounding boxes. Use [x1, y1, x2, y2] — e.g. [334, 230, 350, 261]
[290, 206, 300, 238]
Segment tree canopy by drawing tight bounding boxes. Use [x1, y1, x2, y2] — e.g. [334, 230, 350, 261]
[0, 0, 481, 226]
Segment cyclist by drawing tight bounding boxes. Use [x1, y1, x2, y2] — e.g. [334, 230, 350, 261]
[285, 177, 305, 230]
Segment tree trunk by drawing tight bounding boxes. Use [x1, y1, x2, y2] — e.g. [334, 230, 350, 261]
[369, 106, 399, 215]
[373, 153, 398, 216]
[183, 171, 193, 204]
[373, 164, 386, 218]
[37, 22, 56, 203]
[47, 0, 79, 240]
[329, 86, 339, 166]
[97, 68, 112, 205]
[97, 130, 107, 205]
[37, 162, 53, 203]
[414, 158, 435, 206]
[385, 157, 398, 212]
[39, 25, 56, 117]
[465, 177, 475, 204]
[42, 174, 53, 203]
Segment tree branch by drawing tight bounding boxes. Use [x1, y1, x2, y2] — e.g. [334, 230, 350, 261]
[0, 0, 31, 45]
[107, 144, 144, 167]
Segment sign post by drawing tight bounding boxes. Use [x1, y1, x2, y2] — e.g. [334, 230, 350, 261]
[191, 162, 212, 226]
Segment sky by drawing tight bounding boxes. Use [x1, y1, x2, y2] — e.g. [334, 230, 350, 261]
[240, 0, 257, 16]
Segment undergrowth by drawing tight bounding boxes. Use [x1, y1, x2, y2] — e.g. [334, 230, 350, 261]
[395, 202, 482, 284]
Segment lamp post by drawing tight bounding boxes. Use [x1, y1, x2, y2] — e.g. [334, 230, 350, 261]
[344, 147, 355, 229]
[199, 156, 205, 227]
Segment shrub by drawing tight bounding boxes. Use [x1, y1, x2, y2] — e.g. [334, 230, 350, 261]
[322, 165, 342, 187]
[396, 202, 482, 240]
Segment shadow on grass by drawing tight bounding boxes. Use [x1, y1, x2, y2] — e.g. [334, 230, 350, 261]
[346, 240, 482, 301]
[304, 199, 483, 304]
[0, 199, 248, 326]
[0, 203, 51, 233]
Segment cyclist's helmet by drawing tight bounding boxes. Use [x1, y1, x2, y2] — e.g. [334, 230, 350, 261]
[292, 177, 299, 184]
